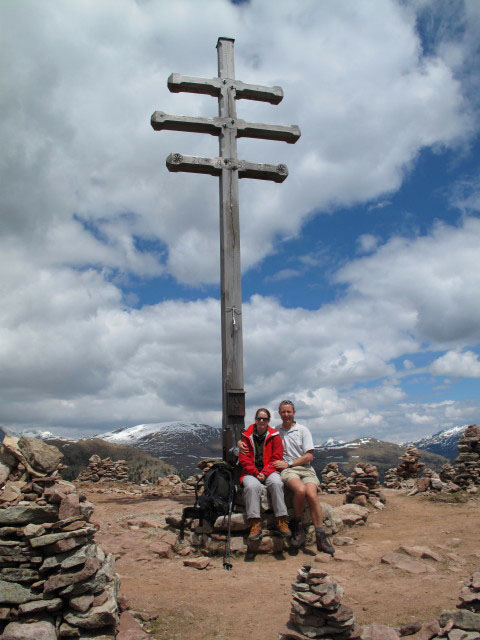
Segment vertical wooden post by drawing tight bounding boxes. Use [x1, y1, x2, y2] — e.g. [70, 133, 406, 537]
[151, 38, 300, 463]
[217, 38, 245, 462]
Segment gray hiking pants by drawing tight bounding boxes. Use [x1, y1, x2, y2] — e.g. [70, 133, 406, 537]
[242, 472, 288, 519]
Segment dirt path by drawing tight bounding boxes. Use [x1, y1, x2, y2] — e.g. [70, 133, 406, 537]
[83, 487, 480, 640]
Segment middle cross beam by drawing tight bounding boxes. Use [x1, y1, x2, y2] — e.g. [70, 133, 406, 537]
[151, 112, 300, 144]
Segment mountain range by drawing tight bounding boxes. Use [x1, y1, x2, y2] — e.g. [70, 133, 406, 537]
[1, 422, 472, 479]
[312, 436, 448, 481]
[402, 425, 468, 461]
[95, 422, 222, 476]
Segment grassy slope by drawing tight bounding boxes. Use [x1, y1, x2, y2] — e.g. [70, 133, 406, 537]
[47, 438, 178, 483]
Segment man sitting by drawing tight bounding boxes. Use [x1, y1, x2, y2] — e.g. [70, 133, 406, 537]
[269, 400, 334, 555]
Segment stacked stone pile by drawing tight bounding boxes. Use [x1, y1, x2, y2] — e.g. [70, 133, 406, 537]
[279, 564, 361, 640]
[280, 566, 480, 640]
[77, 455, 129, 483]
[439, 462, 456, 483]
[453, 424, 480, 489]
[383, 468, 400, 489]
[437, 567, 480, 637]
[407, 475, 461, 496]
[396, 445, 424, 480]
[321, 464, 349, 494]
[0, 435, 121, 639]
[156, 474, 195, 497]
[344, 464, 385, 509]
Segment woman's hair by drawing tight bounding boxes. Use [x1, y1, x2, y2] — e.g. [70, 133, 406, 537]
[255, 407, 271, 420]
[278, 399, 295, 411]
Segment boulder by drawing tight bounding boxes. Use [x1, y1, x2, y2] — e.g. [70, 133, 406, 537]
[17, 436, 63, 474]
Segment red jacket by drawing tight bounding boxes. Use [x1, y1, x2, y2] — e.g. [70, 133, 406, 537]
[239, 424, 284, 483]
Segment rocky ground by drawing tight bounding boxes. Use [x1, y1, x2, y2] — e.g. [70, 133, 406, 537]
[80, 485, 480, 640]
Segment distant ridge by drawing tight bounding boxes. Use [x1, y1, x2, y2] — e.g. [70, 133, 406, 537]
[95, 422, 222, 476]
[403, 425, 468, 461]
[313, 436, 448, 480]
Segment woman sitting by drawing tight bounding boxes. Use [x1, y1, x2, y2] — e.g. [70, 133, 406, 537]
[239, 408, 291, 541]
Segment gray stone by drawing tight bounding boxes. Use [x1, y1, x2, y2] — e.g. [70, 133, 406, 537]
[0, 444, 17, 468]
[59, 621, 81, 637]
[18, 598, 63, 614]
[2, 620, 57, 640]
[60, 553, 116, 597]
[64, 585, 118, 629]
[362, 623, 400, 640]
[0, 461, 12, 485]
[214, 512, 248, 531]
[59, 493, 81, 520]
[321, 502, 343, 535]
[447, 630, 469, 640]
[39, 543, 95, 573]
[381, 552, 436, 574]
[0, 527, 20, 537]
[43, 557, 101, 592]
[440, 610, 480, 631]
[0, 580, 43, 604]
[0, 567, 39, 583]
[69, 593, 94, 612]
[17, 436, 63, 473]
[29, 527, 95, 548]
[47, 534, 88, 554]
[23, 523, 47, 538]
[0, 504, 57, 526]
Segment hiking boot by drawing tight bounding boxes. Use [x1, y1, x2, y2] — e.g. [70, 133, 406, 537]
[276, 516, 291, 537]
[315, 527, 335, 556]
[248, 519, 262, 541]
[290, 521, 305, 549]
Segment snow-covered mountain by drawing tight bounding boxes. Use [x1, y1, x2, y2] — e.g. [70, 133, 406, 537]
[403, 425, 468, 461]
[95, 422, 222, 476]
[320, 437, 345, 448]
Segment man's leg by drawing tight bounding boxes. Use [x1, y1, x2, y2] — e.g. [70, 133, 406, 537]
[285, 477, 307, 548]
[304, 481, 334, 556]
[242, 475, 263, 540]
[304, 481, 323, 527]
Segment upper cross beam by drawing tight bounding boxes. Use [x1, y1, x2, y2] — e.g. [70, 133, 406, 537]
[168, 73, 284, 104]
[151, 111, 300, 144]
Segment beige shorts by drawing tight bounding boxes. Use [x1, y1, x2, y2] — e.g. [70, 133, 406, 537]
[280, 465, 320, 487]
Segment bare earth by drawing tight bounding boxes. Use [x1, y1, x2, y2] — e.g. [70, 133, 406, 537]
[81, 486, 480, 640]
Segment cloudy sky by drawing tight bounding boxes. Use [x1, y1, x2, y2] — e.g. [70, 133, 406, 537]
[1, 0, 480, 444]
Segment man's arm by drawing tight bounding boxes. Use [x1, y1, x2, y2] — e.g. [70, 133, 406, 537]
[272, 450, 314, 470]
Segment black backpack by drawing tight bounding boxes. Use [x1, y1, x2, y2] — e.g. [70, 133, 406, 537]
[178, 462, 236, 536]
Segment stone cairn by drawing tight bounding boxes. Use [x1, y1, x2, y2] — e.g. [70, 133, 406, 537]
[396, 445, 424, 480]
[321, 463, 349, 494]
[77, 455, 129, 483]
[439, 462, 456, 483]
[0, 435, 121, 639]
[279, 564, 361, 640]
[383, 467, 401, 489]
[156, 473, 195, 497]
[344, 464, 385, 509]
[280, 565, 480, 640]
[453, 424, 480, 490]
[383, 445, 424, 489]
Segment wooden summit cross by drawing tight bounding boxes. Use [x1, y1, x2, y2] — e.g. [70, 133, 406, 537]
[151, 37, 300, 463]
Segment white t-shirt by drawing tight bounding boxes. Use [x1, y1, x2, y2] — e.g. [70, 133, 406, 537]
[275, 422, 314, 466]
